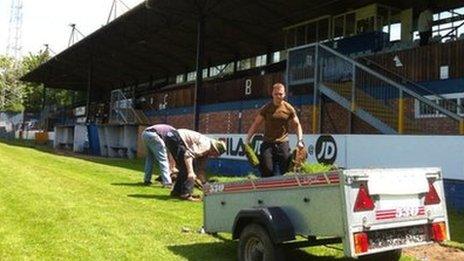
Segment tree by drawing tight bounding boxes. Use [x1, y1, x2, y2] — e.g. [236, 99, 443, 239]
[20, 50, 50, 112]
[0, 56, 24, 112]
[0, 50, 80, 113]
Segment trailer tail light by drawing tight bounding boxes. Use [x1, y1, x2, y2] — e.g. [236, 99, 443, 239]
[424, 180, 441, 205]
[430, 222, 447, 242]
[353, 184, 374, 212]
[354, 232, 369, 254]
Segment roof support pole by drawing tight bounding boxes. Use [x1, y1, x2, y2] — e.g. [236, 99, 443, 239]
[85, 59, 93, 123]
[193, 14, 205, 131]
[40, 85, 47, 130]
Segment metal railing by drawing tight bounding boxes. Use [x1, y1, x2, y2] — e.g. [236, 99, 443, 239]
[109, 89, 149, 125]
[358, 56, 464, 115]
[287, 43, 464, 135]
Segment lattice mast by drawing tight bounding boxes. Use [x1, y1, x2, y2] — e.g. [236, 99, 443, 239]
[5, 0, 23, 60]
[107, 0, 130, 24]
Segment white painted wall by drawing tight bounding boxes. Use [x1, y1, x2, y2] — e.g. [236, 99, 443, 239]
[208, 134, 464, 180]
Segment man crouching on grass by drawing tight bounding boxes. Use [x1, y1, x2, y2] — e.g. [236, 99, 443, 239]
[164, 129, 226, 201]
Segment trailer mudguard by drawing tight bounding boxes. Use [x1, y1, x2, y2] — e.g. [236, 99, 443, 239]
[232, 207, 295, 244]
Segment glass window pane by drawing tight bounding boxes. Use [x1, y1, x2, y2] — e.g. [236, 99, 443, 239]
[460, 98, 464, 115]
[306, 22, 317, 43]
[440, 11, 451, 20]
[390, 23, 401, 41]
[318, 18, 329, 40]
[345, 13, 356, 36]
[296, 26, 306, 46]
[333, 16, 344, 38]
[420, 101, 436, 115]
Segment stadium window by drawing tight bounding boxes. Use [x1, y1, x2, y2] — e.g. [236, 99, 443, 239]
[256, 55, 267, 67]
[438, 98, 458, 114]
[187, 72, 196, 82]
[439, 11, 452, 20]
[238, 58, 252, 70]
[176, 74, 184, 84]
[345, 13, 356, 37]
[203, 68, 208, 78]
[296, 26, 306, 46]
[417, 93, 464, 118]
[224, 62, 234, 74]
[383, 23, 401, 42]
[333, 15, 344, 39]
[318, 19, 330, 41]
[272, 51, 281, 63]
[306, 23, 317, 44]
[460, 98, 464, 115]
[288, 28, 297, 48]
[459, 24, 464, 38]
[418, 100, 438, 117]
[210, 67, 219, 76]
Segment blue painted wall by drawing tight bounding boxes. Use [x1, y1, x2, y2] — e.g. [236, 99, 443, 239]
[444, 179, 464, 212]
[207, 158, 257, 177]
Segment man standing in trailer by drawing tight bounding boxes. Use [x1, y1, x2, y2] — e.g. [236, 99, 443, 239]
[246, 83, 304, 177]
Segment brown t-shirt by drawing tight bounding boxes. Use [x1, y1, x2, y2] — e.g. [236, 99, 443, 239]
[259, 101, 296, 142]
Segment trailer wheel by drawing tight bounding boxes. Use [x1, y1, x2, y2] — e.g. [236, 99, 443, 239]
[238, 223, 283, 261]
[359, 249, 402, 261]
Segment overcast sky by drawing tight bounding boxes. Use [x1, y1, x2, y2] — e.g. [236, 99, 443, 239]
[0, 0, 143, 57]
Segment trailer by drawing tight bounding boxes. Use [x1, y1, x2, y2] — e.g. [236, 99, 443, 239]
[203, 168, 449, 260]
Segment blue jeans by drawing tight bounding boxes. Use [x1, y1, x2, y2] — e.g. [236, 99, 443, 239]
[142, 131, 172, 185]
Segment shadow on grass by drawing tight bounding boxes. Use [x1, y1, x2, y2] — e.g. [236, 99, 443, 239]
[167, 241, 351, 261]
[0, 138, 146, 172]
[111, 182, 153, 187]
[127, 194, 173, 200]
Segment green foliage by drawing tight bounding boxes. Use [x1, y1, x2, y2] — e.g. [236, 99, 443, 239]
[0, 51, 79, 113]
[300, 162, 334, 174]
[0, 56, 24, 112]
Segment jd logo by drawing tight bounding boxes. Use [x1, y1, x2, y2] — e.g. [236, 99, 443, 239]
[315, 135, 337, 165]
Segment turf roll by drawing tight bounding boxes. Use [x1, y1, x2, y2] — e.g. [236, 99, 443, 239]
[243, 143, 260, 167]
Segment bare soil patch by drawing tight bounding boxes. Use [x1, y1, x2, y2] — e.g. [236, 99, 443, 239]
[404, 243, 464, 261]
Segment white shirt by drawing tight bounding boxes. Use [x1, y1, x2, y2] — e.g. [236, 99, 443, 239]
[418, 10, 433, 32]
[177, 129, 212, 159]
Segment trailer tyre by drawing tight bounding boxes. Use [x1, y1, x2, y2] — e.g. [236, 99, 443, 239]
[359, 249, 402, 261]
[238, 223, 283, 261]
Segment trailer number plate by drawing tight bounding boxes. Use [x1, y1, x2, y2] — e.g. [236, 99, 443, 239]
[396, 207, 420, 218]
[376, 206, 424, 220]
[367, 225, 429, 250]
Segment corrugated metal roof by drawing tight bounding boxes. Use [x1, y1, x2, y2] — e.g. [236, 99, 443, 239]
[21, 0, 455, 91]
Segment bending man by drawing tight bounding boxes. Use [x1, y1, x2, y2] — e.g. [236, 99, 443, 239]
[141, 124, 175, 186]
[164, 129, 226, 201]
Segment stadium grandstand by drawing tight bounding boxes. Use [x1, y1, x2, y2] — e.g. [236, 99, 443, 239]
[20, 0, 464, 208]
